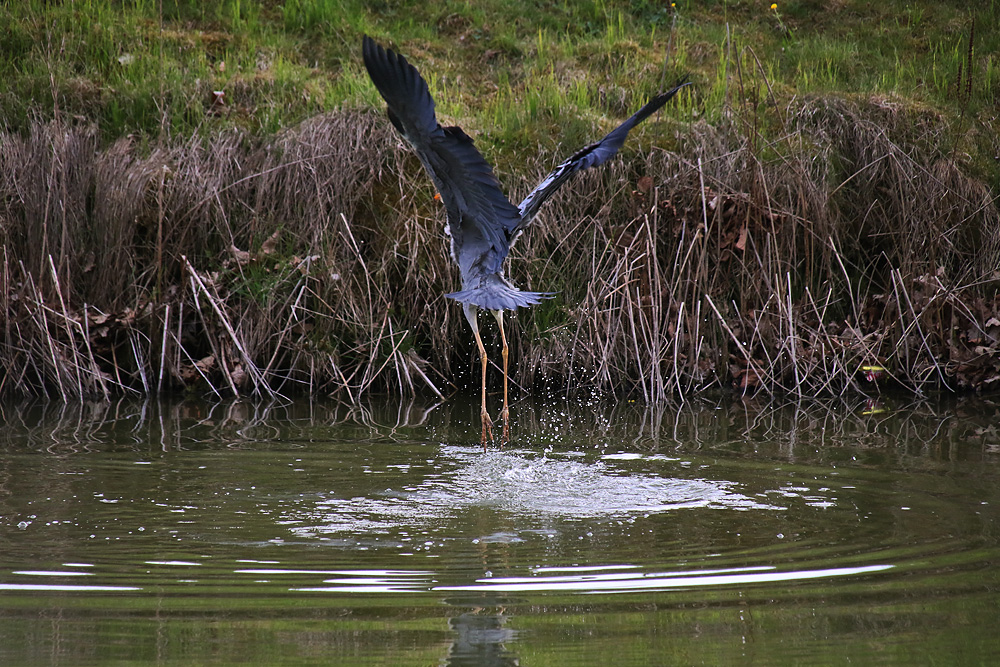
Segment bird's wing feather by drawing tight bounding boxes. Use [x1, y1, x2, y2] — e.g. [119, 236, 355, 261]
[362, 36, 521, 274]
[515, 78, 691, 233]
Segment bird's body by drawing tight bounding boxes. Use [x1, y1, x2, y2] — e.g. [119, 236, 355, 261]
[362, 35, 689, 447]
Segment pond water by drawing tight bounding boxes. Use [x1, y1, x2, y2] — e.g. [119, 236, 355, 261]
[1, 393, 999, 665]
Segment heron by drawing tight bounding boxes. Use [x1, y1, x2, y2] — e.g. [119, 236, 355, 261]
[362, 35, 689, 449]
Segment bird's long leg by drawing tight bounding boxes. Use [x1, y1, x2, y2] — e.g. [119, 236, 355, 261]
[465, 304, 493, 450]
[492, 310, 510, 446]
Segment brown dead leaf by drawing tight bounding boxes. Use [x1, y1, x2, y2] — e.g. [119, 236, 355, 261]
[196, 355, 216, 373]
[230, 364, 247, 388]
[735, 225, 748, 251]
[229, 245, 251, 265]
[261, 229, 281, 255]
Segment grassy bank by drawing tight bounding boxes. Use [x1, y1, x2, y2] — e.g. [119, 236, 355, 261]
[2, 0, 999, 399]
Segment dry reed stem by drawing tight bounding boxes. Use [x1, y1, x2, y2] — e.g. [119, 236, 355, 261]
[2, 92, 998, 399]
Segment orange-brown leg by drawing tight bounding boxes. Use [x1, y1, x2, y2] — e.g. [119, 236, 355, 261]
[492, 310, 510, 446]
[465, 304, 493, 450]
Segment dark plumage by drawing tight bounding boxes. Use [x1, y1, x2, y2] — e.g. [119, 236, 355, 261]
[362, 35, 689, 447]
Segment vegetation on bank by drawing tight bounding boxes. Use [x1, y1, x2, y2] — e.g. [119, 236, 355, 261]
[1, 0, 999, 400]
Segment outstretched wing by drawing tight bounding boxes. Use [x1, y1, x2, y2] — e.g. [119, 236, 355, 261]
[515, 78, 691, 233]
[362, 36, 521, 275]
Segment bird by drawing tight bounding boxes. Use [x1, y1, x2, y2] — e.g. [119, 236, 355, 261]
[362, 35, 689, 449]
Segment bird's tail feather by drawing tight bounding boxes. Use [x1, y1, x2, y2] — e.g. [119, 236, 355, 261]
[445, 285, 554, 311]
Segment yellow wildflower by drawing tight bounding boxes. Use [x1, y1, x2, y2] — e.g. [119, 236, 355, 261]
[771, 3, 778, 9]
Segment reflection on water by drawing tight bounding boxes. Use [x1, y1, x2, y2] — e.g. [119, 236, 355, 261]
[0, 394, 999, 664]
[4, 391, 998, 458]
[434, 563, 894, 593]
[447, 606, 518, 667]
[270, 561, 894, 594]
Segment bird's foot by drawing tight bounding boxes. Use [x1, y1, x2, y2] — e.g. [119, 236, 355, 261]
[480, 410, 494, 451]
[499, 407, 510, 448]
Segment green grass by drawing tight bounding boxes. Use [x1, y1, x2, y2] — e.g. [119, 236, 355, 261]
[3, 1, 997, 160]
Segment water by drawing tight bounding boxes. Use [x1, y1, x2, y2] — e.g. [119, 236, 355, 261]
[1, 395, 999, 664]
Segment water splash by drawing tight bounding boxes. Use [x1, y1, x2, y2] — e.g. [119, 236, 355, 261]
[289, 448, 781, 540]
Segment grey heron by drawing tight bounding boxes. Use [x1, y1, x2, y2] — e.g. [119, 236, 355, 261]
[362, 35, 689, 449]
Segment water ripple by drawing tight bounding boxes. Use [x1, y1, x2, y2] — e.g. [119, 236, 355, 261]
[280, 562, 894, 595]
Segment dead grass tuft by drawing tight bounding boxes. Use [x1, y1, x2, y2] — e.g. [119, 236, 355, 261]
[2, 94, 998, 399]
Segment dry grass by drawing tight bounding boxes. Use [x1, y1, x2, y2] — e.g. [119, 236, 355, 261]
[2, 89, 999, 400]
[514, 87, 1000, 398]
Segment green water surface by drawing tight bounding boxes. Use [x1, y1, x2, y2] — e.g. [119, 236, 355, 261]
[1, 395, 998, 665]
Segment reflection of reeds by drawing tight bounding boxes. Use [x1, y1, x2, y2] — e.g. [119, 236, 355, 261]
[0, 395, 447, 451]
[4, 395, 997, 463]
[2, 75, 999, 398]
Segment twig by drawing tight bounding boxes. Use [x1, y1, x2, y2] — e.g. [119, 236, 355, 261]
[183, 255, 277, 398]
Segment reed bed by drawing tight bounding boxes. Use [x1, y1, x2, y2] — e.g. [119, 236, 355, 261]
[2, 90, 998, 400]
